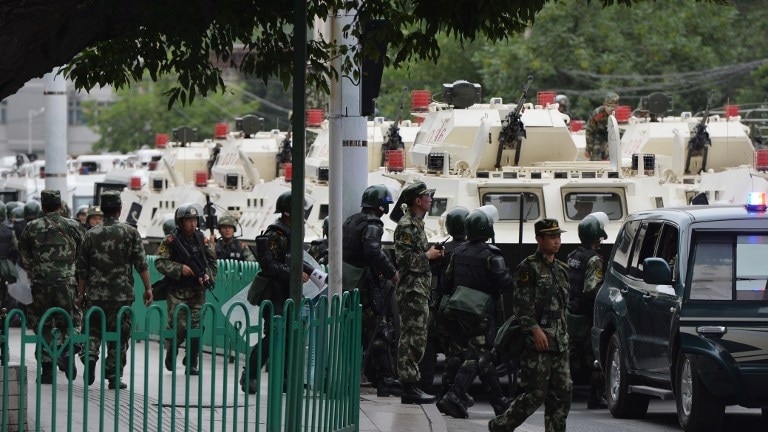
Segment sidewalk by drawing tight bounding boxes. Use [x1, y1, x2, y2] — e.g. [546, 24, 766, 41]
[359, 385, 446, 432]
[2, 327, 443, 431]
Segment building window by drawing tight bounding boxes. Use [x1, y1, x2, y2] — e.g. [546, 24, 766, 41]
[68, 98, 84, 126]
[0, 100, 7, 125]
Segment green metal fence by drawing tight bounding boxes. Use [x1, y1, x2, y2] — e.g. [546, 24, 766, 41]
[0, 258, 362, 432]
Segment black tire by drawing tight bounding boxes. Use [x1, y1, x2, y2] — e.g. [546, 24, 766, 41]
[605, 333, 650, 418]
[675, 354, 724, 432]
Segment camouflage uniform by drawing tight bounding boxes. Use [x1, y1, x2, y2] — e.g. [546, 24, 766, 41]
[77, 202, 148, 383]
[394, 209, 432, 384]
[215, 237, 255, 261]
[490, 249, 572, 432]
[585, 92, 619, 161]
[155, 221, 217, 370]
[19, 190, 84, 368]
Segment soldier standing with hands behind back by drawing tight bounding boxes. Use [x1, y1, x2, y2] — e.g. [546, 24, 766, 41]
[390, 181, 443, 404]
[489, 219, 571, 432]
[76, 191, 152, 389]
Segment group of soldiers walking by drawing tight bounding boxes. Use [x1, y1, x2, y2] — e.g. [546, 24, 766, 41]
[1, 177, 610, 432]
[331, 180, 611, 432]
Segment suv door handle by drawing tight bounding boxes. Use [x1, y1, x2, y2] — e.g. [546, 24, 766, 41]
[642, 292, 653, 300]
[697, 325, 726, 336]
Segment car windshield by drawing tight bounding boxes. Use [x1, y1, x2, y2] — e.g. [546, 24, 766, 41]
[689, 233, 768, 301]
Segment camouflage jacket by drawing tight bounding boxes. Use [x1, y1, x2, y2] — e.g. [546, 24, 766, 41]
[394, 209, 430, 275]
[585, 106, 611, 147]
[77, 216, 149, 302]
[19, 211, 84, 287]
[513, 250, 570, 352]
[155, 229, 217, 287]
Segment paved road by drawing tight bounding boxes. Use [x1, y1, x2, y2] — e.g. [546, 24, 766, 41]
[441, 383, 766, 432]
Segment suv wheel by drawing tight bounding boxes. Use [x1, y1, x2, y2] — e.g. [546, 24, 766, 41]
[605, 333, 650, 418]
[675, 354, 724, 431]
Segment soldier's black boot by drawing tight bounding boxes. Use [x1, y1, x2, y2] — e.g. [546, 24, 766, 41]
[164, 342, 175, 372]
[479, 357, 510, 415]
[372, 342, 402, 397]
[437, 365, 476, 418]
[108, 376, 127, 390]
[185, 339, 200, 376]
[400, 382, 436, 405]
[240, 346, 260, 394]
[57, 350, 77, 380]
[83, 359, 97, 386]
[376, 376, 403, 397]
[587, 369, 608, 409]
[39, 361, 54, 385]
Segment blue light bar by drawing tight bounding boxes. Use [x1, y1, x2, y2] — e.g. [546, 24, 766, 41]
[746, 192, 767, 212]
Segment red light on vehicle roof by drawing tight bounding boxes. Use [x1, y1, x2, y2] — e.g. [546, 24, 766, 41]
[746, 192, 767, 211]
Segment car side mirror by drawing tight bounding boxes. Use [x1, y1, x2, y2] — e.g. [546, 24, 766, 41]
[643, 257, 673, 285]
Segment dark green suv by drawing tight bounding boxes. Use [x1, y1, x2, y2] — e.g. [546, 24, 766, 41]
[592, 205, 768, 431]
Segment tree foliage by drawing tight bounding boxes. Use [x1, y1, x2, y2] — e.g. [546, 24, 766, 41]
[0, 0, 680, 105]
[375, 0, 763, 120]
[83, 77, 270, 153]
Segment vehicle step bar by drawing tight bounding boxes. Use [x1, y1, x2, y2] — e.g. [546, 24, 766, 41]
[628, 385, 674, 400]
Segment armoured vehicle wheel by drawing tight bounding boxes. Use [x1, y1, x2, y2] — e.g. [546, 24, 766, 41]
[675, 354, 724, 431]
[605, 333, 649, 418]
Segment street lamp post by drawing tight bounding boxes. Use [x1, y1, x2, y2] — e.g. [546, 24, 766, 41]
[27, 107, 45, 155]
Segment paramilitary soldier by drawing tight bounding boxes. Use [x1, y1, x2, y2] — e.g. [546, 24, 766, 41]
[76, 191, 153, 389]
[213, 214, 255, 261]
[241, 190, 310, 393]
[19, 190, 85, 383]
[0, 201, 19, 309]
[419, 206, 469, 394]
[437, 205, 512, 419]
[155, 203, 218, 376]
[490, 218, 571, 432]
[342, 185, 401, 397]
[585, 91, 619, 161]
[567, 212, 609, 409]
[390, 181, 443, 404]
[308, 217, 329, 266]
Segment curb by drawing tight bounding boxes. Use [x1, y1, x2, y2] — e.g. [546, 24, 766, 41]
[422, 403, 448, 431]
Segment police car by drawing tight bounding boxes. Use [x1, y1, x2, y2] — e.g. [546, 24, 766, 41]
[592, 194, 768, 431]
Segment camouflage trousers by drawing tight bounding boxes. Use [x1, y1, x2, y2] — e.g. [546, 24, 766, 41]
[586, 140, 609, 161]
[165, 288, 206, 349]
[490, 348, 572, 432]
[395, 288, 430, 384]
[27, 282, 79, 364]
[81, 300, 133, 380]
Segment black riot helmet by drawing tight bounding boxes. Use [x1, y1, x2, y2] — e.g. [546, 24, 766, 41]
[361, 184, 394, 214]
[464, 205, 500, 241]
[578, 211, 609, 245]
[275, 190, 313, 219]
[443, 206, 470, 239]
[174, 202, 201, 228]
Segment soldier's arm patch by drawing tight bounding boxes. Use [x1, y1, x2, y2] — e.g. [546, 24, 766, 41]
[157, 244, 168, 254]
[400, 233, 411, 245]
[595, 269, 603, 279]
[520, 272, 529, 282]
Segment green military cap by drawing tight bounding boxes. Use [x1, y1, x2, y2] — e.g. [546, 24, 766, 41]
[389, 181, 435, 223]
[100, 190, 122, 209]
[535, 218, 566, 236]
[400, 181, 435, 203]
[604, 91, 619, 106]
[87, 206, 104, 218]
[40, 189, 61, 208]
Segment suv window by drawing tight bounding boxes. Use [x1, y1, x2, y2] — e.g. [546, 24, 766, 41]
[611, 220, 639, 274]
[626, 221, 679, 281]
[689, 233, 768, 301]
